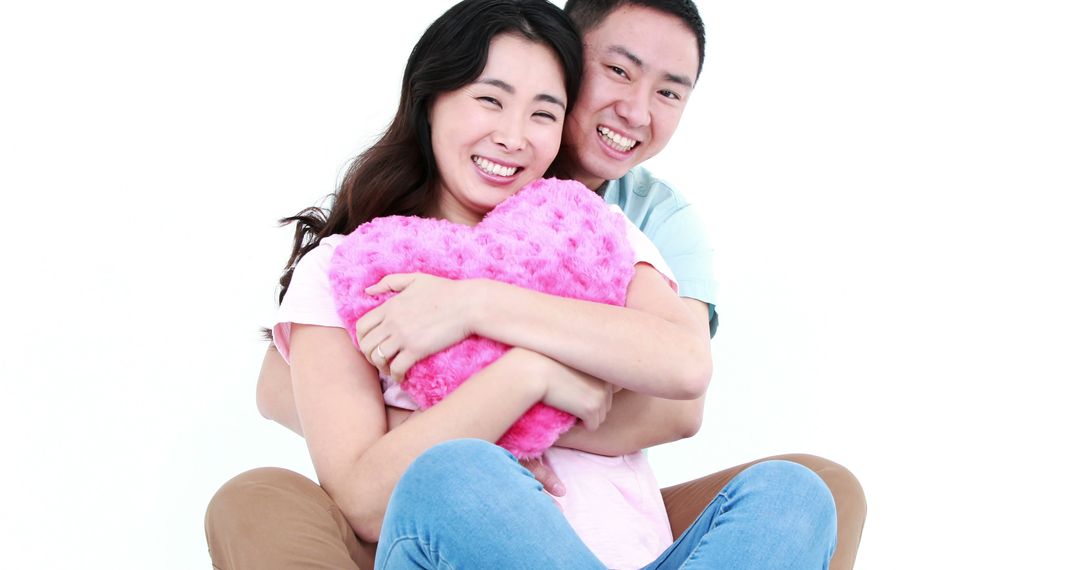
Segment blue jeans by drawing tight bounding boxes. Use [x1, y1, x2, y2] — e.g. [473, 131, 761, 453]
[375, 439, 837, 569]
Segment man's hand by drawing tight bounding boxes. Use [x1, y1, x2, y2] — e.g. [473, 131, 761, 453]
[521, 456, 566, 497]
[388, 404, 566, 496]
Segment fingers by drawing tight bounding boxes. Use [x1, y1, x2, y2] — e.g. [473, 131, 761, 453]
[373, 343, 391, 378]
[357, 330, 399, 379]
[378, 341, 404, 379]
[575, 377, 610, 431]
[521, 458, 566, 496]
[580, 405, 602, 431]
[359, 335, 417, 383]
[387, 349, 419, 384]
[355, 307, 384, 343]
[364, 273, 417, 295]
[356, 324, 385, 362]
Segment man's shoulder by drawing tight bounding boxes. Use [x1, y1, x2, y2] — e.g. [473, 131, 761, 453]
[606, 166, 691, 209]
[605, 166, 695, 229]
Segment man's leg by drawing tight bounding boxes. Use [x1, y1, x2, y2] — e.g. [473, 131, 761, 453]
[205, 467, 376, 570]
[660, 454, 866, 570]
[375, 439, 605, 570]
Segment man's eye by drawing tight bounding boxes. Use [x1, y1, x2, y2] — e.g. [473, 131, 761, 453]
[659, 90, 682, 101]
[609, 65, 628, 78]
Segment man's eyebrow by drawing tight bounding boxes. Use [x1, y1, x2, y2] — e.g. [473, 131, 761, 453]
[608, 45, 643, 68]
[664, 72, 694, 89]
[608, 45, 694, 89]
[478, 77, 566, 109]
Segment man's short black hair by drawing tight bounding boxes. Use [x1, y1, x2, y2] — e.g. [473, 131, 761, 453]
[563, 0, 705, 78]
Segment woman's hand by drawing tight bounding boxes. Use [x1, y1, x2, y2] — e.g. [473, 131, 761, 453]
[356, 274, 486, 381]
[538, 357, 614, 432]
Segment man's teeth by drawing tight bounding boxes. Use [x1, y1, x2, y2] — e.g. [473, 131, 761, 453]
[473, 156, 519, 177]
[598, 126, 637, 152]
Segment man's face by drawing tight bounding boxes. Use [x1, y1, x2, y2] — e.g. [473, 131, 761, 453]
[561, 5, 700, 189]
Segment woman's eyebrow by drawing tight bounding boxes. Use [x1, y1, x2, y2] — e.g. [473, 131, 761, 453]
[536, 93, 566, 109]
[477, 77, 566, 109]
[478, 77, 515, 93]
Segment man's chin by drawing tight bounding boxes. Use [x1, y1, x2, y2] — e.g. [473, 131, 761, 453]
[590, 156, 636, 183]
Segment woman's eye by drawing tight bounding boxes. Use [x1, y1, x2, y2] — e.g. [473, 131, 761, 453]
[609, 65, 628, 78]
[478, 96, 501, 107]
[533, 111, 557, 121]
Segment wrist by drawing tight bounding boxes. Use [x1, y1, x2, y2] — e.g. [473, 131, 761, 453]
[466, 279, 499, 337]
[503, 348, 552, 402]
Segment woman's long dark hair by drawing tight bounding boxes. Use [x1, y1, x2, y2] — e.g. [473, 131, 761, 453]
[275, 0, 582, 304]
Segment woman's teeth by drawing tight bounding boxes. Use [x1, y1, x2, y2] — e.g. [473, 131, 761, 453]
[598, 126, 637, 152]
[472, 156, 519, 177]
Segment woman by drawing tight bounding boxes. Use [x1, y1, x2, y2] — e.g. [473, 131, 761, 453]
[207, 1, 837, 568]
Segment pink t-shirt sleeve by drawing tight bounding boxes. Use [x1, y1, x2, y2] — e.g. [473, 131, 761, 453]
[272, 235, 346, 364]
[616, 207, 678, 292]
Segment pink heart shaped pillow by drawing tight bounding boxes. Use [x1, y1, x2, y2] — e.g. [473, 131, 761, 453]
[329, 178, 635, 458]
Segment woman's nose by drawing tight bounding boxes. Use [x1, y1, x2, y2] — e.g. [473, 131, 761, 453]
[492, 117, 526, 151]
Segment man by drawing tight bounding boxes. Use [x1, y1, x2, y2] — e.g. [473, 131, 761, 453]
[208, 2, 865, 568]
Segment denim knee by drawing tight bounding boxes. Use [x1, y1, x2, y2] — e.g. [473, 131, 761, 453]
[735, 460, 838, 548]
[412, 438, 510, 471]
[392, 439, 519, 509]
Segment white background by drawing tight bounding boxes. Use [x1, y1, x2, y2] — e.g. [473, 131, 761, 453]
[2, 1, 1077, 568]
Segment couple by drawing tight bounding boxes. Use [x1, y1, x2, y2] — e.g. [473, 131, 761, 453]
[206, 1, 865, 568]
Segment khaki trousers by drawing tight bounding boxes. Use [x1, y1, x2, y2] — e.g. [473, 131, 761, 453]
[205, 453, 865, 569]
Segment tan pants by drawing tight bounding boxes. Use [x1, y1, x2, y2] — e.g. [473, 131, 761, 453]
[205, 453, 866, 569]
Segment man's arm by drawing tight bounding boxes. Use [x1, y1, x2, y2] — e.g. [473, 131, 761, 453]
[256, 345, 302, 435]
[551, 298, 710, 456]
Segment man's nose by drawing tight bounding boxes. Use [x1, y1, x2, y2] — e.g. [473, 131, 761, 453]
[613, 84, 651, 129]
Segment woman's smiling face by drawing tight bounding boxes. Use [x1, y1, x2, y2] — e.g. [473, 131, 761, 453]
[429, 33, 568, 226]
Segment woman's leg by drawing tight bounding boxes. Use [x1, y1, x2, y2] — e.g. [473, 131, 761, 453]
[660, 454, 866, 570]
[375, 439, 605, 570]
[205, 467, 376, 570]
[647, 460, 837, 569]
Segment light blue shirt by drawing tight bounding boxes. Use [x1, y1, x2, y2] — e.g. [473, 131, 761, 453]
[602, 166, 718, 336]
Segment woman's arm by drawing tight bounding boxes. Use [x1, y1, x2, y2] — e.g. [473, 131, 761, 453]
[360, 263, 711, 400]
[255, 344, 414, 437]
[261, 294, 713, 452]
[288, 323, 610, 542]
[257, 342, 703, 457]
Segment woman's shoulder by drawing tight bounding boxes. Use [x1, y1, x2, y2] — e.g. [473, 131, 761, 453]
[294, 234, 347, 271]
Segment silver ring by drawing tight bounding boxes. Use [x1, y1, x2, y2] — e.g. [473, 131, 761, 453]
[375, 344, 387, 362]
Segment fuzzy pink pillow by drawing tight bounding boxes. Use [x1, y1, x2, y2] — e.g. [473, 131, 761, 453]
[329, 178, 634, 458]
